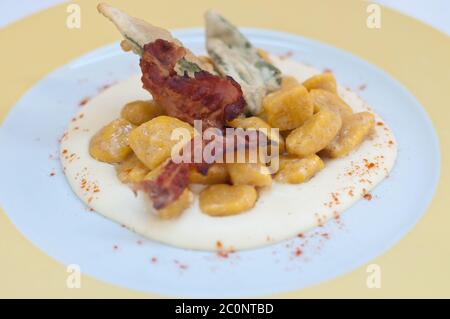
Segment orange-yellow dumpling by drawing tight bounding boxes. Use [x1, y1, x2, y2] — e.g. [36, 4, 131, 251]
[89, 118, 134, 163]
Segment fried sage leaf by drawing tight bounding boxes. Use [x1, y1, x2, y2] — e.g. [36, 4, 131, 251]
[97, 3, 214, 75]
[205, 10, 282, 114]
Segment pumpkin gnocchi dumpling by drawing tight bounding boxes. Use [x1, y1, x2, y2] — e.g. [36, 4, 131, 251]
[280, 76, 300, 91]
[129, 116, 194, 170]
[228, 116, 285, 154]
[116, 154, 150, 183]
[89, 118, 134, 163]
[323, 112, 375, 158]
[303, 73, 337, 94]
[143, 161, 192, 219]
[286, 109, 342, 157]
[121, 100, 165, 126]
[263, 85, 313, 130]
[199, 184, 258, 216]
[157, 189, 192, 219]
[274, 154, 324, 184]
[189, 164, 229, 184]
[228, 163, 272, 187]
[309, 89, 353, 118]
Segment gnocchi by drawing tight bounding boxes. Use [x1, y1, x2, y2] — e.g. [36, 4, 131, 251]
[228, 163, 272, 187]
[263, 85, 313, 130]
[189, 164, 229, 184]
[199, 184, 258, 216]
[303, 73, 337, 94]
[323, 112, 375, 158]
[129, 116, 194, 170]
[157, 189, 192, 219]
[309, 89, 353, 118]
[275, 154, 324, 184]
[286, 110, 342, 157]
[121, 100, 164, 126]
[89, 118, 134, 163]
[280, 76, 300, 91]
[116, 154, 150, 183]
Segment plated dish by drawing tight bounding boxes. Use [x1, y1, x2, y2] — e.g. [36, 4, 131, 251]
[60, 4, 397, 251]
[0, 1, 440, 297]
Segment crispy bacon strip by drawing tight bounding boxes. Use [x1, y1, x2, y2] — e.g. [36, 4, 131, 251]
[140, 131, 273, 210]
[139, 161, 190, 210]
[140, 39, 245, 129]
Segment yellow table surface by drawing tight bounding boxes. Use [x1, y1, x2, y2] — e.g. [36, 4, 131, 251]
[0, 0, 449, 298]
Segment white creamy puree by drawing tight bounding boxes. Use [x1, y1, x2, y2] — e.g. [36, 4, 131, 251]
[60, 57, 397, 251]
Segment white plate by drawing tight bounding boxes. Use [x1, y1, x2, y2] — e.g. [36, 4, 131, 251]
[0, 29, 440, 297]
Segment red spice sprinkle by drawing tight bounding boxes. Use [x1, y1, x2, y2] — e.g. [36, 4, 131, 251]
[279, 50, 294, 60]
[362, 188, 373, 201]
[294, 248, 302, 257]
[217, 251, 230, 258]
[79, 97, 90, 107]
[297, 233, 304, 238]
[321, 233, 329, 239]
[217, 248, 236, 259]
[174, 260, 189, 270]
[216, 240, 223, 250]
[49, 172, 56, 177]
[358, 84, 367, 91]
[113, 245, 118, 251]
[388, 140, 394, 145]
[333, 210, 341, 221]
[363, 159, 376, 169]
[58, 132, 68, 144]
[62, 149, 68, 154]
[99, 83, 114, 92]
[331, 192, 340, 205]
[323, 68, 333, 73]
[376, 121, 384, 126]
[79, 114, 84, 119]
[151, 257, 158, 263]
[137, 240, 143, 245]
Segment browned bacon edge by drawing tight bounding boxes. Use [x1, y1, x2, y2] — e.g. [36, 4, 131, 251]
[140, 39, 245, 130]
[138, 131, 274, 210]
[138, 161, 190, 210]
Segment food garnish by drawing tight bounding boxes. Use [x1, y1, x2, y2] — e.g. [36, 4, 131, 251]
[205, 10, 282, 114]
